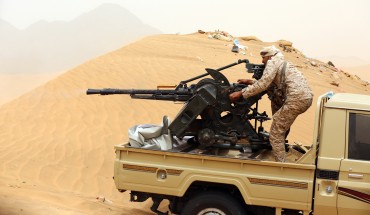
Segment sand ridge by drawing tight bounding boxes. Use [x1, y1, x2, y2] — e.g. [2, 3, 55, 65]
[0, 33, 369, 214]
[0, 73, 62, 106]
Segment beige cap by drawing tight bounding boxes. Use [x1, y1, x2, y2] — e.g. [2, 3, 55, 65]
[260, 45, 280, 57]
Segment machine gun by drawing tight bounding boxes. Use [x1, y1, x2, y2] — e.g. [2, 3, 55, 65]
[87, 59, 270, 152]
[86, 59, 265, 101]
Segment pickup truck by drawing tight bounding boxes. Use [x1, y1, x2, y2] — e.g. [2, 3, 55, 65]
[113, 92, 370, 215]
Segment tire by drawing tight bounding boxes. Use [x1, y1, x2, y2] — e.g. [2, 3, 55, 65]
[181, 191, 246, 215]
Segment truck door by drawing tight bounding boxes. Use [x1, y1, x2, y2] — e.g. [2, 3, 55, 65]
[338, 112, 370, 215]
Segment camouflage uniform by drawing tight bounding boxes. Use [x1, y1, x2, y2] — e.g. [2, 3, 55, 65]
[242, 57, 313, 162]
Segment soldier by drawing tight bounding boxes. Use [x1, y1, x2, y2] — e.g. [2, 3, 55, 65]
[229, 46, 313, 162]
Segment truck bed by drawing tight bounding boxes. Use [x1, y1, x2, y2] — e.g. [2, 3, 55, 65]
[114, 141, 316, 211]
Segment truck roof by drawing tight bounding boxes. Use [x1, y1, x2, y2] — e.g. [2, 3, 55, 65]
[325, 93, 370, 111]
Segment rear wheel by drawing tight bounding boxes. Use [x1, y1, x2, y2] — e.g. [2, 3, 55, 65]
[181, 191, 246, 215]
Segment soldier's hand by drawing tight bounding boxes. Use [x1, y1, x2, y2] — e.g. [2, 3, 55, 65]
[229, 91, 243, 102]
[237, 79, 254, 85]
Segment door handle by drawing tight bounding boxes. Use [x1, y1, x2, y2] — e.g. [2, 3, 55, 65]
[348, 173, 363, 179]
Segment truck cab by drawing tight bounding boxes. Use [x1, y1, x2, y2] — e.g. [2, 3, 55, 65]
[314, 93, 370, 215]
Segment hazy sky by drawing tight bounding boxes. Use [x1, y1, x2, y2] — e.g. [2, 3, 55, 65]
[1, 0, 370, 62]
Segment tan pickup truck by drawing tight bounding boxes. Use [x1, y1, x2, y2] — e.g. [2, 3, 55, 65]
[113, 92, 370, 215]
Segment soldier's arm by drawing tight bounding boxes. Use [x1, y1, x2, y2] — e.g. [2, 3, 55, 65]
[241, 60, 278, 98]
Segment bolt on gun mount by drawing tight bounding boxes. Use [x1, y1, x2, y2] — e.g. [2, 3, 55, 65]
[87, 59, 271, 152]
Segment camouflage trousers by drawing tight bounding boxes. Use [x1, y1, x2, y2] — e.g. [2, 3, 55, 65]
[269, 98, 313, 162]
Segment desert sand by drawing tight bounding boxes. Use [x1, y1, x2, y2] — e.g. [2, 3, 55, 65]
[0, 32, 369, 215]
[343, 64, 370, 82]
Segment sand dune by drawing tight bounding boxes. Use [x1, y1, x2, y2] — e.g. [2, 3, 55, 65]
[0, 33, 369, 214]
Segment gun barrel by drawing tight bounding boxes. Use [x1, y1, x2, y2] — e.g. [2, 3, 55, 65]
[86, 89, 104, 95]
[86, 88, 193, 102]
[86, 88, 192, 95]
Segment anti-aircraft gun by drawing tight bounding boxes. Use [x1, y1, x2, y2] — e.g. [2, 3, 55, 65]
[87, 59, 270, 152]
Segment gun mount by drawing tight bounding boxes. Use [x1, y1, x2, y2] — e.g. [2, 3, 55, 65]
[87, 59, 270, 152]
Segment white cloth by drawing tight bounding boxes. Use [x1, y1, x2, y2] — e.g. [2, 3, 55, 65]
[128, 116, 172, 150]
[233, 38, 248, 50]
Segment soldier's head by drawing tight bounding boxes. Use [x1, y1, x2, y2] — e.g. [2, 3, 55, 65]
[260, 45, 282, 65]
